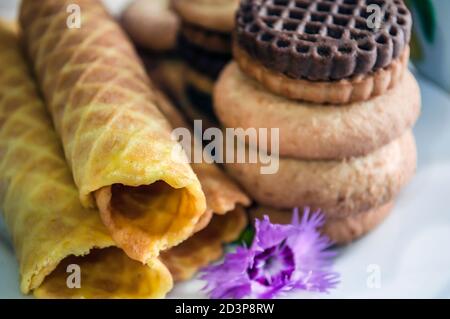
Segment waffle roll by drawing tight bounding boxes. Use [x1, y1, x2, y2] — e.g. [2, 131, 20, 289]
[161, 207, 247, 281]
[154, 92, 250, 281]
[0, 23, 172, 298]
[19, 0, 206, 263]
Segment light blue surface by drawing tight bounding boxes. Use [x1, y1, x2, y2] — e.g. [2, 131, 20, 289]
[0, 217, 24, 299]
[411, 0, 450, 92]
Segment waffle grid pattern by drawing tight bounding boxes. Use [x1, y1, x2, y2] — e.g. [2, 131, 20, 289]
[236, 0, 412, 81]
[0, 26, 116, 293]
[19, 0, 206, 264]
[19, 0, 198, 206]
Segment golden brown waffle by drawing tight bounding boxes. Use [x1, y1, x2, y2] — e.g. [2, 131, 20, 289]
[161, 207, 247, 281]
[19, 0, 206, 264]
[0, 22, 172, 298]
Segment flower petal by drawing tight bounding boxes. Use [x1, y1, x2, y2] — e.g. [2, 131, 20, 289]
[202, 208, 340, 299]
[252, 215, 296, 252]
[201, 247, 254, 299]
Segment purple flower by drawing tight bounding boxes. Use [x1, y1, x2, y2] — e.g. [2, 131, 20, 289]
[201, 208, 340, 299]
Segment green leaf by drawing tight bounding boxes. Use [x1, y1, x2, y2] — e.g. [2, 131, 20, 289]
[234, 225, 255, 247]
[407, 0, 436, 43]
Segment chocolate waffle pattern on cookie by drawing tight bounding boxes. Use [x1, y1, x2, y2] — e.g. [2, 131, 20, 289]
[236, 0, 412, 81]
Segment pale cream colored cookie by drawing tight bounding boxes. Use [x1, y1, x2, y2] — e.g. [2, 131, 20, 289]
[214, 63, 421, 160]
[249, 201, 394, 245]
[225, 131, 416, 218]
[121, 0, 179, 51]
[172, 0, 238, 33]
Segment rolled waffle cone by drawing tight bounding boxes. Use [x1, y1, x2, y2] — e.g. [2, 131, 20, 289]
[19, 0, 206, 263]
[161, 207, 247, 281]
[0, 22, 172, 298]
[154, 91, 250, 280]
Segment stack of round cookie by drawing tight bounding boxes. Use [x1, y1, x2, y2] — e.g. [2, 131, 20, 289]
[214, 0, 421, 244]
[173, 0, 239, 118]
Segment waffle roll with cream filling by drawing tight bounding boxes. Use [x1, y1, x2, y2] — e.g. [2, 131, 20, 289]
[0, 22, 172, 298]
[19, 0, 206, 263]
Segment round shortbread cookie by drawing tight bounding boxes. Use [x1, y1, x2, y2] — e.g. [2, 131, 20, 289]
[214, 63, 420, 160]
[121, 0, 179, 51]
[225, 131, 416, 218]
[249, 201, 394, 245]
[172, 0, 239, 33]
[234, 44, 410, 104]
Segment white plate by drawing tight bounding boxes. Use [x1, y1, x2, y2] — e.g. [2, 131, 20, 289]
[1, 0, 450, 299]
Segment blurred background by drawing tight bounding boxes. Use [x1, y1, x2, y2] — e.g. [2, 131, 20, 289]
[407, 0, 450, 92]
[1, 0, 449, 92]
[0, 0, 131, 18]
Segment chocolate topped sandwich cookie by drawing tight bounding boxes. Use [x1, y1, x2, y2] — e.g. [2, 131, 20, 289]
[235, 0, 412, 104]
[214, 0, 420, 243]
